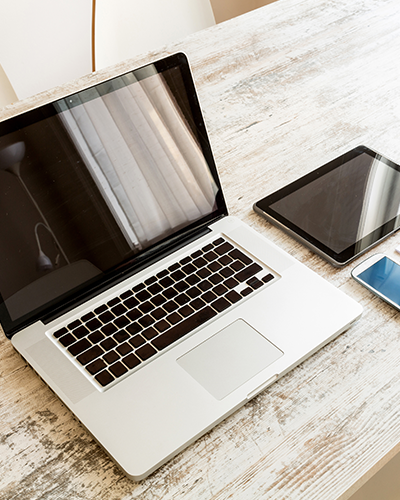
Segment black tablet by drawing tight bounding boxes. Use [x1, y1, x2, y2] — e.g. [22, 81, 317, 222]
[253, 146, 400, 267]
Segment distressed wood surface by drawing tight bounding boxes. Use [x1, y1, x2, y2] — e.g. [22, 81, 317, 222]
[2, 0, 400, 498]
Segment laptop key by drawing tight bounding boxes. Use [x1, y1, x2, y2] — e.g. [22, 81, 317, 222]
[224, 277, 239, 289]
[82, 312, 95, 322]
[101, 337, 118, 351]
[94, 304, 107, 315]
[109, 361, 128, 378]
[67, 319, 81, 330]
[235, 263, 263, 282]
[166, 312, 181, 325]
[211, 297, 230, 313]
[214, 242, 234, 255]
[114, 315, 130, 328]
[228, 248, 252, 265]
[86, 318, 102, 331]
[103, 351, 119, 365]
[212, 237, 224, 246]
[53, 327, 68, 338]
[68, 338, 91, 356]
[262, 273, 274, 283]
[138, 315, 155, 328]
[122, 353, 141, 369]
[120, 289, 133, 299]
[182, 263, 196, 275]
[138, 300, 155, 314]
[136, 344, 157, 361]
[101, 323, 118, 336]
[154, 319, 170, 333]
[86, 358, 106, 375]
[198, 280, 212, 292]
[126, 308, 142, 322]
[151, 306, 217, 351]
[186, 274, 201, 285]
[59, 333, 76, 347]
[73, 325, 90, 339]
[88, 331, 104, 343]
[98, 311, 114, 324]
[230, 260, 245, 271]
[225, 290, 242, 304]
[202, 291, 217, 303]
[164, 300, 179, 312]
[203, 250, 218, 262]
[208, 261, 222, 272]
[178, 305, 194, 317]
[193, 257, 207, 268]
[247, 277, 263, 289]
[95, 370, 114, 387]
[124, 296, 140, 309]
[113, 330, 130, 343]
[220, 267, 234, 278]
[209, 273, 223, 285]
[152, 308, 167, 320]
[218, 254, 232, 266]
[116, 342, 133, 355]
[142, 328, 158, 340]
[138, 301, 155, 314]
[77, 345, 103, 365]
[190, 298, 206, 310]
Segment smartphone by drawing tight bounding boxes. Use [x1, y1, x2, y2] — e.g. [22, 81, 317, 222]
[351, 254, 400, 310]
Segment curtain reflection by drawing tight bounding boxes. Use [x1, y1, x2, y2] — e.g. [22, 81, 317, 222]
[57, 71, 218, 251]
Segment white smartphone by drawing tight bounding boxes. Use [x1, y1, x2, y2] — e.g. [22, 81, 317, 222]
[351, 253, 400, 311]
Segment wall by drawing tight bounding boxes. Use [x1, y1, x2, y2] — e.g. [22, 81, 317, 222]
[210, 0, 277, 23]
[349, 451, 400, 500]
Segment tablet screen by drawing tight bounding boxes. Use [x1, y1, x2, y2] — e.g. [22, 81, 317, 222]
[254, 146, 400, 266]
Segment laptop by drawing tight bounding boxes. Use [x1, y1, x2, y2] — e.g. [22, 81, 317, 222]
[0, 52, 362, 480]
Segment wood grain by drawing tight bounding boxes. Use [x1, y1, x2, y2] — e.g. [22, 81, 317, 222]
[2, 0, 400, 498]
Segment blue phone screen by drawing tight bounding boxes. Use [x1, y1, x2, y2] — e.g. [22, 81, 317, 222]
[358, 256, 400, 306]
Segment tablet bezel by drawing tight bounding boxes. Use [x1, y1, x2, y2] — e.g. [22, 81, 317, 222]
[253, 146, 400, 267]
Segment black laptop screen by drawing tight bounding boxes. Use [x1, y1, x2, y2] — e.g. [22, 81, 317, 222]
[0, 53, 226, 336]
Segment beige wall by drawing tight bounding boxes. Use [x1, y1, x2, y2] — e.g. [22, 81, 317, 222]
[349, 451, 400, 500]
[210, 0, 277, 23]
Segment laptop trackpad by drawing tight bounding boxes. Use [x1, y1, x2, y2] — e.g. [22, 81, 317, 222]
[177, 319, 283, 400]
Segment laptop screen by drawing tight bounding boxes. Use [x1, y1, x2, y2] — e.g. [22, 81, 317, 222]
[0, 53, 226, 337]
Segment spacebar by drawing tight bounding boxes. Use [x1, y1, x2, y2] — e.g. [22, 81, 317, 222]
[151, 306, 217, 351]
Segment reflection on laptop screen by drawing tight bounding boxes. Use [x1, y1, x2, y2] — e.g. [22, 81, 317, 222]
[0, 55, 224, 332]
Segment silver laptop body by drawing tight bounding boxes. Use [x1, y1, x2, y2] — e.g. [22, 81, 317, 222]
[1, 53, 362, 480]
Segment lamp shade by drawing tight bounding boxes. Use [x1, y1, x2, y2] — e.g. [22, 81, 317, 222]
[0, 141, 25, 171]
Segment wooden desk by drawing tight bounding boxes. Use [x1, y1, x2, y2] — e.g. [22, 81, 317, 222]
[1, 0, 400, 498]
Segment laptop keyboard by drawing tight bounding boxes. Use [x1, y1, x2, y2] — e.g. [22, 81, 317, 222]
[52, 237, 275, 388]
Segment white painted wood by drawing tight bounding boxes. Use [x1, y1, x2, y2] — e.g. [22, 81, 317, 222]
[2, 0, 400, 497]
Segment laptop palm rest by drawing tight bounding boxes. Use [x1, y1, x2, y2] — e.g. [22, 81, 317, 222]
[177, 319, 283, 400]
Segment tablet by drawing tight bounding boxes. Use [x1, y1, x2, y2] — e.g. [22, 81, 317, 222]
[253, 146, 400, 267]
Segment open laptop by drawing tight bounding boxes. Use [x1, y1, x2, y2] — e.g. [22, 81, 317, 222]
[0, 52, 362, 480]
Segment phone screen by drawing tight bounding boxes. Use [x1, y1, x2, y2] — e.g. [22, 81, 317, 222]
[357, 256, 400, 307]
